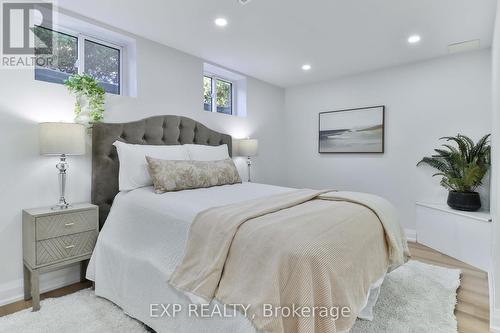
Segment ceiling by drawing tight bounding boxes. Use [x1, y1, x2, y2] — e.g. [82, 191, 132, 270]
[57, 0, 497, 88]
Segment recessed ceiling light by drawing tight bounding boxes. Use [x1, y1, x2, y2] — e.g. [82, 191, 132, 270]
[408, 35, 421, 44]
[301, 64, 312, 71]
[215, 18, 228, 27]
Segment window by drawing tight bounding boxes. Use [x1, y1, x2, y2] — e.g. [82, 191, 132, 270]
[203, 74, 233, 115]
[84, 39, 121, 94]
[216, 79, 233, 115]
[34, 26, 78, 84]
[35, 26, 122, 95]
[203, 76, 213, 111]
[203, 63, 246, 117]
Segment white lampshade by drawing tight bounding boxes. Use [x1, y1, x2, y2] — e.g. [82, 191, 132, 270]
[39, 122, 86, 156]
[238, 138, 258, 157]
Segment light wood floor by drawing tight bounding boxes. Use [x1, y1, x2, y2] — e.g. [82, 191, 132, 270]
[0, 281, 92, 317]
[409, 242, 490, 333]
[0, 242, 491, 332]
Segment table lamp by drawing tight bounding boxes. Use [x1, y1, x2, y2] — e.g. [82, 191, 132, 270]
[39, 122, 86, 209]
[238, 138, 258, 182]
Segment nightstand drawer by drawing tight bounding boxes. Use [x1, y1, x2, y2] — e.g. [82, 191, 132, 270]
[36, 230, 98, 265]
[36, 210, 98, 240]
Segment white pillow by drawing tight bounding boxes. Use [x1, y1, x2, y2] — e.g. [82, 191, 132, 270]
[185, 144, 230, 161]
[113, 141, 190, 191]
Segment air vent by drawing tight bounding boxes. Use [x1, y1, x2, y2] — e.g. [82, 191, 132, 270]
[238, 0, 252, 5]
[448, 39, 480, 54]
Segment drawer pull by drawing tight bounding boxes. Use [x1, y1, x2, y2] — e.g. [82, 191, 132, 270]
[64, 223, 75, 227]
[64, 245, 75, 249]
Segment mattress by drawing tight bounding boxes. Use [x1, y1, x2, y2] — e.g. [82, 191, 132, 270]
[87, 182, 384, 333]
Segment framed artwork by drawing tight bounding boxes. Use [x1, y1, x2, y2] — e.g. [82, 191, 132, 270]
[318, 105, 385, 153]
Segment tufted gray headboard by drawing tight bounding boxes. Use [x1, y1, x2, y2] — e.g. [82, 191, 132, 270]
[91, 115, 232, 229]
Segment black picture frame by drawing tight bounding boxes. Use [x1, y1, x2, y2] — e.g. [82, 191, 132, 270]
[318, 105, 385, 154]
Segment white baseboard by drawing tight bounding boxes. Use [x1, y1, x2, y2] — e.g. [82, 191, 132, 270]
[492, 308, 500, 333]
[405, 228, 417, 242]
[491, 267, 500, 333]
[0, 264, 80, 307]
[490, 309, 500, 333]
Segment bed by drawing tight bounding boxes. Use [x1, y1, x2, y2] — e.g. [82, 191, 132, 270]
[87, 115, 409, 333]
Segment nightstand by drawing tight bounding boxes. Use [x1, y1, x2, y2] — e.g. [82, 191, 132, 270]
[22, 203, 99, 311]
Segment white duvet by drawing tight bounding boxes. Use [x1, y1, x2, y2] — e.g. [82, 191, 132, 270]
[87, 183, 383, 333]
[87, 183, 292, 333]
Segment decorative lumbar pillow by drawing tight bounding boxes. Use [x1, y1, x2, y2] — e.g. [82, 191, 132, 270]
[185, 144, 230, 161]
[146, 157, 242, 193]
[113, 141, 190, 191]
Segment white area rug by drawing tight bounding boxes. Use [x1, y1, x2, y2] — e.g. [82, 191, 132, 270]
[351, 260, 460, 333]
[0, 289, 147, 333]
[0, 261, 459, 333]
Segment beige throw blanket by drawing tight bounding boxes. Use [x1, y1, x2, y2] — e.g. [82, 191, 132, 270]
[170, 190, 409, 333]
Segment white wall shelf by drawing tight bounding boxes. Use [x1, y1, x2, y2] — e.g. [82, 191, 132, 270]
[416, 202, 492, 271]
[416, 202, 492, 222]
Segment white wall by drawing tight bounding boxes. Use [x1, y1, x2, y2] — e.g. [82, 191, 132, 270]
[0, 7, 494, 312]
[0, 28, 286, 305]
[490, 2, 500, 331]
[284, 50, 492, 232]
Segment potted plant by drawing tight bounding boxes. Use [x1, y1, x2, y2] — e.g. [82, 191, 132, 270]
[417, 134, 491, 212]
[64, 74, 105, 124]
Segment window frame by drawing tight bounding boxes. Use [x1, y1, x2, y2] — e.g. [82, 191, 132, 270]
[80, 34, 123, 95]
[203, 72, 235, 115]
[33, 26, 79, 79]
[35, 24, 124, 95]
[203, 75, 213, 112]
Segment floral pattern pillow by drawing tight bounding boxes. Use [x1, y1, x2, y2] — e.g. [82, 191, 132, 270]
[146, 156, 242, 193]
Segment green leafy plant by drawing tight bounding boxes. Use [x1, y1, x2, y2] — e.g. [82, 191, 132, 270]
[417, 134, 491, 192]
[64, 74, 105, 122]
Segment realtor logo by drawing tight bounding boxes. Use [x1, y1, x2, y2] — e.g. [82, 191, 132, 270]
[2, 1, 52, 54]
[1, 1, 54, 69]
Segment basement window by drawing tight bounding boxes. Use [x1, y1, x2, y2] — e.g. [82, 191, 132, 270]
[203, 63, 247, 117]
[35, 26, 122, 94]
[84, 39, 121, 95]
[33, 11, 137, 97]
[34, 27, 79, 85]
[204, 75, 233, 115]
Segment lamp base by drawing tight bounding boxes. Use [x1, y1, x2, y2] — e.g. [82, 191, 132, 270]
[51, 202, 71, 210]
[52, 154, 71, 210]
[247, 157, 252, 182]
